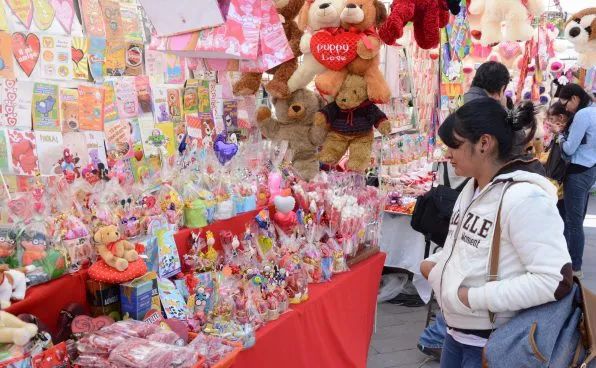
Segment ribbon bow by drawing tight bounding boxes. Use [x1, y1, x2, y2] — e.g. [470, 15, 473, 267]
[348, 26, 378, 50]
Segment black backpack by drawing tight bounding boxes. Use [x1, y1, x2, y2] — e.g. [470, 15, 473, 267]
[410, 164, 469, 246]
[544, 138, 570, 182]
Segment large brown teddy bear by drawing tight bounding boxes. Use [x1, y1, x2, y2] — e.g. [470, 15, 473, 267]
[233, 0, 305, 99]
[315, 0, 390, 103]
[256, 89, 328, 181]
[315, 74, 391, 172]
[93, 225, 138, 272]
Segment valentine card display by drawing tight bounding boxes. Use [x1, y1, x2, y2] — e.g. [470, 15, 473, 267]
[6, 128, 38, 174]
[310, 29, 359, 71]
[78, 84, 105, 131]
[139, 0, 223, 37]
[11, 32, 40, 77]
[31, 82, 59, 131]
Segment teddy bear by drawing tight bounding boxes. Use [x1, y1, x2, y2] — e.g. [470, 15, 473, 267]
[314, 0, 390, 103]
[469, 0, 546, 46]
[563, 8, 596, 68]
[92, 225, 138, 272]
[378, 0, 459, 50]
[256, 89, 327, 181]
[314, 73, 391, 172]
[0, 311, 38, 346]
[286, 0, 345, 93]
[232, 0, 305, 99]
[61, 101, 79, 132]
[0, 265, 35, 309]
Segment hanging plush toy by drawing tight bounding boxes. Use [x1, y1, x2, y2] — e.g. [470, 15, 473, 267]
[563, 8, 596, 68]
[314, 74, 391, 172]
[0, 311, 38, 346]
[469, 0, 546, 46]
[378, 0, 460, 50]
[287, 0, 345, 93]
[314, 0, 391, 103]
[232, 0, 305, 99]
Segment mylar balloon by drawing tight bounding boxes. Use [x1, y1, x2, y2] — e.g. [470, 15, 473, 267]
[213, 133, 238, 165]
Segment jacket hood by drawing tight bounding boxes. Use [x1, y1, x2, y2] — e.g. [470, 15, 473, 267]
[492, 159, 557, 200]
[463, 86, 489, 104]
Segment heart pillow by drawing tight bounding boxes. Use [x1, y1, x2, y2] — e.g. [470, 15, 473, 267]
[311, 29, 359, 71]
[88, 259, 147, 284]
[273, 195, 295, 214]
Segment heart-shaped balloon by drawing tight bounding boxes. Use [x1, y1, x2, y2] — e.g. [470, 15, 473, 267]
[213, 133, 238, 165]
[273, 195, 295, 214]
[71, 315, 114, 334]
[311, 29, 359, 71]
[11, 32, 40, 77]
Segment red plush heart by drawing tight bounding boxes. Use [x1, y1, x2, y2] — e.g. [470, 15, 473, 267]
[11, 32, 40, 77]
[310, 30, 359, 71]
[71, 315, 115, 334]
[71, 47, 84, 64]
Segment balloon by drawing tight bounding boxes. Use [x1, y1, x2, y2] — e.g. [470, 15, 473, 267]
[213, 133, 238, 165]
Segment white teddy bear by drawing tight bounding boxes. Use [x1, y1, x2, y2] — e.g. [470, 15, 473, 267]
[287, 0, 346, 93]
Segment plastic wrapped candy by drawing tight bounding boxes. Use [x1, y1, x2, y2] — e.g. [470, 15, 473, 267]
[157, 184, 183, 229]
[179, 174, 209, 229]
[187, 333, 238, 368]
[108, 337, 200, 368]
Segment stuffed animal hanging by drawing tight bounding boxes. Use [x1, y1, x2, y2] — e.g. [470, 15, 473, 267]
[287, 0, 345, 93]
[378, 0, 460, 50]
[232, 0, 305, 99]
[0, 265, 35, 309]
[563, 8, 596, 68]
[314, 0, 391, 103]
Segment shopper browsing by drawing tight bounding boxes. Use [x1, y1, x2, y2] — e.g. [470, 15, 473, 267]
[420, 98, 572, 367]
[556, 83, 596, 279]
[463, 61, 510, 104]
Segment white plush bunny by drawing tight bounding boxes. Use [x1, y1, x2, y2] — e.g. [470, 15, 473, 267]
[287, 0, 346, 92]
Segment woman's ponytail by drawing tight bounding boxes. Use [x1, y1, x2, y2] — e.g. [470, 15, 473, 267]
[510, 100, 537, 147]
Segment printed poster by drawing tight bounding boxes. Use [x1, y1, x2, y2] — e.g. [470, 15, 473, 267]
[0, 32, 14, 79]
[34, 130, 63, 175]
[58, 87, 79, 132]
[78, 85, 105, 131]
[6, 129, 38, 175]
[32, 82, 60, 131]
[71, 36, 89, 80]
[40, 34, 72, 80]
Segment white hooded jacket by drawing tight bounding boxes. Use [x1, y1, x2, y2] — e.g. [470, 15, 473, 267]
[426, 164, 573, 330]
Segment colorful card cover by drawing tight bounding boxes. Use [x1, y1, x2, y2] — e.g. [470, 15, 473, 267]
[40, 34, 72, 80]
[135, 75, 153, 115]
[114, 77, 139, 119]
[166, 87, 183, 123]
[157, 277, 188, 320]
[78, 85, 105, 131]
[34, 130, 63, 175]
[0, 31, 14, 79]
[59, 87, 79, 132]
[62, 131, 89, 168]
[0, 79, 33, 129]
[102, 79, 119, 123]
[83, 130, 107, 168]
[104, 118, 142, 162]
[32, 82, 60, 131]
[71, 36, 90, 80]
[88, 36, 106, 82]
[80, 0, 106, 37]
[151, 85, 169, 123]
[156, 226, 181, 278]
[6, 129, 39, 175]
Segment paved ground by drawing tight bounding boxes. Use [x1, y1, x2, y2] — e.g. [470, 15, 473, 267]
[368, 196, 596, 368]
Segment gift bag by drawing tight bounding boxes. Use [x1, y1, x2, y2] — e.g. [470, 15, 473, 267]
[31, 342, 69, 368]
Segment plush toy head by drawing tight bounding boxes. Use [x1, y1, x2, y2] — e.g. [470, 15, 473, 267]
[297, 0, 345, 30]
[274, 0, 306, 21]
[271, 89, 326, 124]
[93, 225, 120, 244]
[564, 8, 596, 49]
[340, 0, 387, 31]
[336, 74, 368, 110]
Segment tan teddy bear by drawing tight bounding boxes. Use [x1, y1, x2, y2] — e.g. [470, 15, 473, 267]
[61, 101, 79, 132]
[315, 74, 391, 172]
[93, 225, 138, 272]
[256, 89, 328, 181]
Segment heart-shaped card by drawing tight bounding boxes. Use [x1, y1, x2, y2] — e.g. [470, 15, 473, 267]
[310, 29, 359, 71]
[11, 32, 40, 77]
[71, 315, 115, 334]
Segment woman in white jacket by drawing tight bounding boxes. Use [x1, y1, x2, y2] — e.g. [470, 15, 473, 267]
[420, 98, 573, 367]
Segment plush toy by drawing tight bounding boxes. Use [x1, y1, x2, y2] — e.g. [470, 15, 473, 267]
[563, 8, 596, 68]
[273, 195, 298, 234]
[314, 0, 391, 103]
[0, 265, 35, 309]
[0, 311, 38, 346]
[467, 0, 482, 40]
[378, 0, 459, 50]
[287, 0, 345, 93]
[232, 0, 305, 99]
[92, 225, 138, 272]
[486, 42, 523, 70]
[256, 89, 328, 181]
[469, 0, 545, 46]
[314, 74, 391, 172]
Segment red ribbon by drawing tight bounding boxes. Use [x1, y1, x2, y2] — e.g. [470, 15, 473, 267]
[348, 26, 378, 50]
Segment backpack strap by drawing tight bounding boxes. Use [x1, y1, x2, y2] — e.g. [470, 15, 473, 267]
[442, 162, 451, 188]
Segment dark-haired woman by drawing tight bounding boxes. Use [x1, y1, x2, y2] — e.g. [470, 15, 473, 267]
[420, 98, 572, 367]
[557, 84, 596, 279]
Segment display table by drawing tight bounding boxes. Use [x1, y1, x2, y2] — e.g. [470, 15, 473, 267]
[5, 209, 385, 367]
[380, 211, 433, 302]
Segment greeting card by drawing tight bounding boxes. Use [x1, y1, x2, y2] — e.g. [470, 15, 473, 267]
[104, 118, 142, 161]
[145, 50, 165, 84]
[155, 121, 175, 157]
[151, 85, 169, 123]
[135, 75, 152, 115]
[139, 118, 157, 157]
[71, 36, 89, 80]
[182, 80, 198, 116]
[0, 6, 9, 32]
[0, 32, 14, 79]
[32, 82, 60, 131]
[6, 129, 38, 175]
[0, 130, 10, 173]
[87, 36, 106, 82]
[11, 32, 40, 79]
[124, 42, 143, 76]
[62, 131, 89, 167]
[197, 80, 211, 113]
[197, 112, 214, 148]
[40, 35, 72, 80]
[157, 277, 187, 320]
[166, 87, 182, 123]
[120, 3, 143, 42]
[165, 54, 185, 84]
[52, 0, 76, 34]
[32, 0, 56, 31]
[58, 87, 79, 132]
[114, 77, 139, 119]
[102, 80, 118, 123]
[78, 85, 105, 131]
[79, 0, 106, 37]
[222, 99, 238, 133]
[83, 130, 107, 168]
[100, 0, 125, 76]
[34, 130, 63, 175]
[6, 0, 34, 30]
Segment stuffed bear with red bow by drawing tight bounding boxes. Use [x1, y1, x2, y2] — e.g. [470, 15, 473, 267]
[378, 0, 460, 49]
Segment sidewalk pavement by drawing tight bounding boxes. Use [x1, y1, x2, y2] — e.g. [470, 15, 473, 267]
[368, 196, 596, 368]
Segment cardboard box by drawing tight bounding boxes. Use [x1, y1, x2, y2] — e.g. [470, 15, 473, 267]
[86, 279, 121, 320]
[120, 272, 161, 320]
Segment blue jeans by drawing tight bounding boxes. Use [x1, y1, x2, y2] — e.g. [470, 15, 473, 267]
[419, 313, 447, 349]
[440, 334, 484, 368]
[563, 165, 596, 271]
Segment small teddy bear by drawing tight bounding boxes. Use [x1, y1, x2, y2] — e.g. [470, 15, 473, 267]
[93, 225, 138, 272]
[315, 74, 391, 172]
[256, 89, 328, 181]
[287, 0, 345, 93]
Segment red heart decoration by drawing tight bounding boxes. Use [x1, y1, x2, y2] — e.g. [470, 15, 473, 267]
[71, 47, 84, 64]
[71, 315, 115, 334]
[11, 32, 40, 77]
[310, 30, 359, 71]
